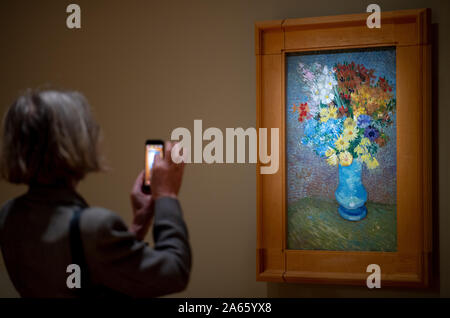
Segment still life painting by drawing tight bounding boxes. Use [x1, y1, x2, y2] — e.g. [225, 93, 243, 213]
[286, 47, 397, 252]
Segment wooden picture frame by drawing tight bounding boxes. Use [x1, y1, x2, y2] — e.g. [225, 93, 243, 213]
[255, 9, 432, 287]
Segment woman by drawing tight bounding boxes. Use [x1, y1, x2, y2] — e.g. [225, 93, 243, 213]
[0, 89, 191, 297]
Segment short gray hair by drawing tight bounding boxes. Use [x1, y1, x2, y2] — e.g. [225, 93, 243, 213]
[0, 89, 103, 185]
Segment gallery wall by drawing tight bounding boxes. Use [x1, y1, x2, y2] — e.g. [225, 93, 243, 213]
[0, 0, 448, 297]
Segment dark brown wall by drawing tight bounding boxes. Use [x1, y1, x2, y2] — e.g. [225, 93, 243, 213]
[0, 0, 448, 297]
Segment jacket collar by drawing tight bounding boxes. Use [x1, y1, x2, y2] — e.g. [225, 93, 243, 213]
[26, 184, 89, 208]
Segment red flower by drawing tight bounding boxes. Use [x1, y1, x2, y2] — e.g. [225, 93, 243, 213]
[339, 106, 348, 116]
[295, 102, 310, 123]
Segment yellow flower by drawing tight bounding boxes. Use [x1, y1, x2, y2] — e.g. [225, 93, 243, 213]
[325, 147, 336, 157]
[326, 153, 339, 166]
[360, 153, 379, 169]
[360, 137, 371, 146]
[353, 108, 367, 121]
[354, 145, 367, 156]
[344, 118, 356, 128]
[320, 108, 330, 123]
[366, 157, 379, 169]
[360, 153, 371, 164]
[328, 105, 338, 119]
[343, 126, 358, 142]
[335, 136, 349, 151]
[339, 151, 353, 166]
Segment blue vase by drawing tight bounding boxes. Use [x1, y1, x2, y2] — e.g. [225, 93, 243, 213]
[335, 159, 368, 221]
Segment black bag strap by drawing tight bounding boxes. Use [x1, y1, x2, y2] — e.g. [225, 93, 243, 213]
[69, 206, 131, 298]
[69, 206, 94, 297]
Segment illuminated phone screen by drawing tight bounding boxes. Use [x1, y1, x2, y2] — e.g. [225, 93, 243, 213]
[144, 144, 164, 186]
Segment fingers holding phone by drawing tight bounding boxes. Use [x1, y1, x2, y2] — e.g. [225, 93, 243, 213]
[151, 141, 185, 200]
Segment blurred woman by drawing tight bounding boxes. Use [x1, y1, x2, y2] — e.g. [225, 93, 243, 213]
[0, 89, 191, 297]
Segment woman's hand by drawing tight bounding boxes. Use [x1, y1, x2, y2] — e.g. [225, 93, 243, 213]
[129, 141, 184, 240]
[130, 170, 154, 241]
[150, 141, 185, 200]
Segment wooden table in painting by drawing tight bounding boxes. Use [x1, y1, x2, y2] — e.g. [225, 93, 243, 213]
[287, 197, 397, 251]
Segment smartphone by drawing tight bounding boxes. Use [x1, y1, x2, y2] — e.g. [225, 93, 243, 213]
[142, 139, 164, 194]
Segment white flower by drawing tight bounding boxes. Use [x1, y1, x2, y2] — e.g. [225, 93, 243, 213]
[311, 86, 321, 103]
[320, 90, 334, 104]
[308, 101, 319, 116]
[317, 80, 326, 91]
[318, 80, 334, 103]
[326, 75, 337, 88]
[301, 64, 337, 105]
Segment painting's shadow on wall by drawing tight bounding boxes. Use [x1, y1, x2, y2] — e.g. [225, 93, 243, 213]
[431, 22, 440, 293]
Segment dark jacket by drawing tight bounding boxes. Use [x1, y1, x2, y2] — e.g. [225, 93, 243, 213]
[0, 185, 191, 297]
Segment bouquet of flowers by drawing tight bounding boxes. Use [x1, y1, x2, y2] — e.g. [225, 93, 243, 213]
[293, 61, 396, 169]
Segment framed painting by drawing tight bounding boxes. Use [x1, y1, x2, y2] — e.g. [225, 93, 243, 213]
[256, 9, 432, 286]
